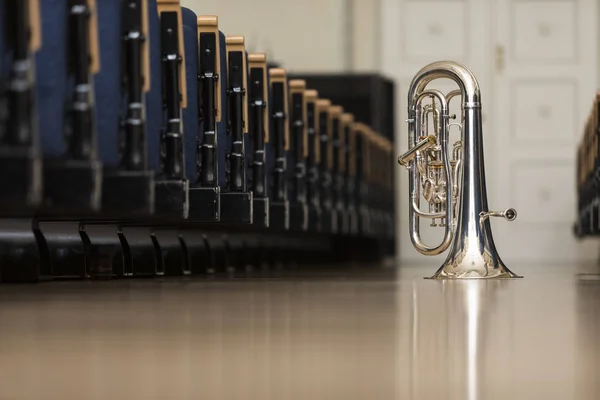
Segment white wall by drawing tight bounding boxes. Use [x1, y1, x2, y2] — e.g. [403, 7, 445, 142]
[348, 0, 381, 72]
[181, 0, 382, 72]
[181, 0, 349, 72]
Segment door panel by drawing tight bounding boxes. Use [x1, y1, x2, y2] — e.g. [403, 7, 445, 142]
[493, 0, 598, 263]
[382, 0, 598, 264]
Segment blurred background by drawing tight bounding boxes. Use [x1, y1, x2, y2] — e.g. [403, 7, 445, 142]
[182, 0, 600, 267]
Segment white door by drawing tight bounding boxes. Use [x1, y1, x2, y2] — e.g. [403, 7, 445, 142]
[381, 0, 599, 265]
[492, 0, 598, 264]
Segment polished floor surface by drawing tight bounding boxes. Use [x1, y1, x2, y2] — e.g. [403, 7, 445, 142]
[0, 263, 599, 399]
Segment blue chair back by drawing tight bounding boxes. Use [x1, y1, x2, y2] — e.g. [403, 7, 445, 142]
[0, 0, 5, 82]
[263, 99, 271, 198]
[146, 0, 162, 171]
[181, 7, 199, 184]
[266, 67, 276, 191]
[244, 51, 253, 183]
[35, 0, 68, 156]
[94, 0, 123, 166]
[217, 31, 227, 188]
[247, 56, 271, 197]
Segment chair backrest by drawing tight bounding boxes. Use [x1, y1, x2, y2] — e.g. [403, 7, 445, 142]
[35, 0, 68, 156]
[0, 0, 5, 85]
[246, 52, 270, 197]
[244, 51, 252, 181]
[217, 31, 228, 187]
[265, 66, 275, 176]
[94, 0, 123, 166]
[224, 35, 248, 193]
[145, 0, 162, 171]
[181, 7, 199, 184]
[0, 0, 8, 148]
[287, 79, 307, 200]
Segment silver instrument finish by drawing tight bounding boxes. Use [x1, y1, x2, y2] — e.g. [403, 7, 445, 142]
[400, 61, 520, 279]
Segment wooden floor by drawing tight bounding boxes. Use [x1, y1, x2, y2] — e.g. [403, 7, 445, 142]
[0, 263, 599, 399]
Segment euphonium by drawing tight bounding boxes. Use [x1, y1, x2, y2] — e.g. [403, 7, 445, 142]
[398, 61, 520, 279]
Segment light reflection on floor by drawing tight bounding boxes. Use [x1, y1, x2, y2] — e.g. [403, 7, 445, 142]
[0, 264, 597, 399]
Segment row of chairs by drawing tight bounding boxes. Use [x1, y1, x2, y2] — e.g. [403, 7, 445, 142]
[575, 93, 600, 237]
[0, 0, 395, 282]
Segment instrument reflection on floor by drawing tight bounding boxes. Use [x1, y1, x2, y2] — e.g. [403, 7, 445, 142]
[397, 61, 518, 279]
[0, 0, 395, 282]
